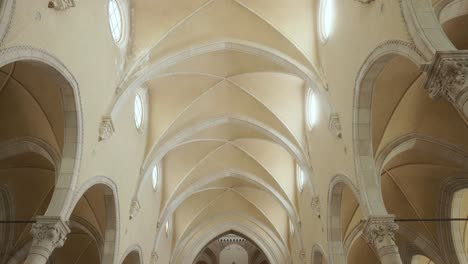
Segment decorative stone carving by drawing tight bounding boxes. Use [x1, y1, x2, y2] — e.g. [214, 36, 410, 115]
[311, 196, 321, 217]
[150, 251, 159, 264]
[99, 117, 115, 141]
[48, 0, 76, 10]
[328, 113, 342, 138]
[364, 215, 398, 245]
[25, 216, 70, 264]
[30, 217, 69, 248]
[425, 51, 468, 102]
[129, 199, 141, 220]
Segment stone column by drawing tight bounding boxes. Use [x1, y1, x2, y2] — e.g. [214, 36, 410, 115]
[363, 215, 402, 264]
[424, 51, 468, 119]
[24, 216, 70, 264]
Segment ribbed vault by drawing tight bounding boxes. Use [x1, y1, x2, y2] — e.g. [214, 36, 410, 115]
[114, 0, 324, 261]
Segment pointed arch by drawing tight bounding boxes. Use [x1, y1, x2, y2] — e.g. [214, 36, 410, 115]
[66, 176, 120, 264]
[109, 40, 323, 119]
[352, 40, 427, 215]
[0, 46, 83, 219]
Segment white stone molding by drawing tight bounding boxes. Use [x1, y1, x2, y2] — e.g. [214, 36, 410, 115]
[438, 175, 468, 264]
[109, 40, 324, 120]
[99, 117, 115, 141]
[353, 40, 426, 216]
[0, 46, 83, 220]
[375, 133, 468, 187]
[311, 244, 328, 264]
[170, 213, 288, 264]
[397, 224, 445, 264]
[65, 176, 120, 264]
[328, 113, 342, 138]
[424, 51, 468, 119]
[119, 244, 143, 264]
[48, 0, 75, 10]
[327, 174, 362, 264]
[153, 169, 304, 255]
[400, 0, 456, 60]
[0, 136, 61, 177]
[134, 115, 314, 207]
[437, 0, 468, 24]
[25, 216, 70, 264]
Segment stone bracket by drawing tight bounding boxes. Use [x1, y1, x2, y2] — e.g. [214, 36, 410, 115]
[99, 117, 115, 141]
[48, 0, 76, 10]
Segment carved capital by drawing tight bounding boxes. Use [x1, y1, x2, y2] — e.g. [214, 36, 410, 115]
[99, 117, 115, 141]
[425, 51, 468, 104]
[328, 113, 342, 138]
[364, 215, 398, 246]
[48, 0, 76, 10]
[30, 216, 70, 249]
[129, 199, 141, 220]
[311, 196, 321, 217]
[151, 251, 159, 264]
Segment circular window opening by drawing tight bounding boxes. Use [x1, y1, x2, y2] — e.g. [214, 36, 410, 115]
[165, 221, 170, 236]
[134, 94, 143, 129]
[152, 165, 159, 190]
[306, 89, 319, 129]
[108, 0, 123, 43]
[320, 0, 334, 42]
[297, 164, 305, 192]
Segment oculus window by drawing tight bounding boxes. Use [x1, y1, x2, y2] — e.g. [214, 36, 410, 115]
[320, 0, 334, 41]
[134, 94, 143, 129]
[108, 0, 123, 43]
[306, 89, 319, 129]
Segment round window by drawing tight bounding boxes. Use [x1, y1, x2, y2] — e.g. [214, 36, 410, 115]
[165, 221, 170, 236]
[134, 94, 143, 129]
[152, 165, 159, 190]
[108, 0, 123, 43]
[306, 89, 319, 129]
[297, 164, 305, 192]
[320, 0, 334, 41]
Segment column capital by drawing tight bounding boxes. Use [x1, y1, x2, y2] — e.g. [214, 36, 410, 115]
[424, 51, 468, 104]
[363, 215, 398, 246]
[48, 0, 76, 10]
[30, 216, 70, 249]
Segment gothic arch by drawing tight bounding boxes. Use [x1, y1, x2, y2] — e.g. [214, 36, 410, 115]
[170, 213, 287, 264]
[154, 169, 303, 252]
[327, 174, 362, 264]
[0, 46, 83, 218]
[311, 243, 328, 264]
[65, 176, 120, 264]
[109, 40, 324, 119]
[401, 0, 456, 58]
[352, 40, 427, 215]
[119, 244, 143, 264]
